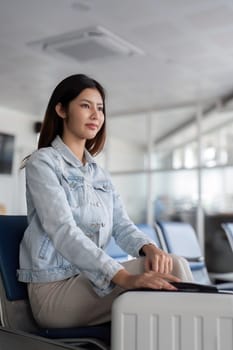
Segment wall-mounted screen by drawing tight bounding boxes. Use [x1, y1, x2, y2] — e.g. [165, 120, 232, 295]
[0, 132, 15, 174]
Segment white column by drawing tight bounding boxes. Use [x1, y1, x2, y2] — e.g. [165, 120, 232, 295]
[104, 123, 110, 170]
[146, 113, 153, 225]
[196, 106, 205, 254]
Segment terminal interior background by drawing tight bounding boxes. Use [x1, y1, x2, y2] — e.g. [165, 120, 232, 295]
[1, 0, 233, 275]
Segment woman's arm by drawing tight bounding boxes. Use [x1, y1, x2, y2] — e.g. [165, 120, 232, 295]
[111, 187, 155, 257]
[110, 181, 173, 274]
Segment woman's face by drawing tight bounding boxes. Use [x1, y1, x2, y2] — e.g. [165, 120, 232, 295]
[57, 88, 105, 143]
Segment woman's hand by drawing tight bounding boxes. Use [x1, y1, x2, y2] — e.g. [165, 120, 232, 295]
[141, 244, 173, 274]
[112, 269, 180, 291]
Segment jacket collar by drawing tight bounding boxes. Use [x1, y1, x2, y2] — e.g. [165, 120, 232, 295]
[51, 135, 97, 168]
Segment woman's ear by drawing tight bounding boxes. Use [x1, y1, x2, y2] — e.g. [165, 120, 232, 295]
[55, 103, 66, 119]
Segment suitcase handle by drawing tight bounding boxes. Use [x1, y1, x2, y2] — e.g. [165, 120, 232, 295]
[128, 282, 219, 294]
[170, 282, 218, 293]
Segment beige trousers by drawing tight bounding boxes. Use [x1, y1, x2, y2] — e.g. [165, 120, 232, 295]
[28, 255, 193, 328]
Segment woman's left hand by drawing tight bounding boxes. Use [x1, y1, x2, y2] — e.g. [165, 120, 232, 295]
[141, 244, 173, 274]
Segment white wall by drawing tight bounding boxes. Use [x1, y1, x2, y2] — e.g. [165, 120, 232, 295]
[107, 136, 147, 223]
[108, 136, 145, 172]
[0, 106, 37, 214]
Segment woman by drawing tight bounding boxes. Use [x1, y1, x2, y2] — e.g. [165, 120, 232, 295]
[18, 74, 193, 328]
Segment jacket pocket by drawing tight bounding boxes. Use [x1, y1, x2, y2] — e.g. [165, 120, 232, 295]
[38, 235, 51, 259]
[66, 175, 86, 207]
[93, 181, 112, 193]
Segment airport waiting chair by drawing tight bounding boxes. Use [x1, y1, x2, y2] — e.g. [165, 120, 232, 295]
[218, 222, 233, 282]
[0, 326, 82, 350]
[156, 220, 233, 289]
[136, 223, 162, 248]
[156, 221, 210, 284]
[0, 215, 110, 350]
[105, 237, 129, 262]
[222, 222, 233, 252]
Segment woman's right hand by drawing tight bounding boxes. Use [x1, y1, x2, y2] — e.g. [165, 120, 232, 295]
[112, 269, 180, 291]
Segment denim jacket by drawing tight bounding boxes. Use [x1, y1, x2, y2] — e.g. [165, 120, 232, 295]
[18, 136, 155, 296]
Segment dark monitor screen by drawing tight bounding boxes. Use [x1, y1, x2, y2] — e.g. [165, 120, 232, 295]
[0, 133, 15, 174]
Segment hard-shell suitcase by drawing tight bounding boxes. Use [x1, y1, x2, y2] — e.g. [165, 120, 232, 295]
[111, 284, 233, 350]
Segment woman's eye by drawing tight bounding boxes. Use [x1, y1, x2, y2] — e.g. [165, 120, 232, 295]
[81, 103, 90, 109]
[98, 106, 104, 112]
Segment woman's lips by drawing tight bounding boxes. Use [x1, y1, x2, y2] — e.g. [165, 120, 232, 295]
[85, 123, 98, 130]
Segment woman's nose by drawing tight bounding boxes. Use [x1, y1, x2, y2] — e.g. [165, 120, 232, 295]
[90, 107, 99, 118]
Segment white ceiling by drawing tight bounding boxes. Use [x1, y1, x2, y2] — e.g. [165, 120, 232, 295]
[1, 0, 233, 143]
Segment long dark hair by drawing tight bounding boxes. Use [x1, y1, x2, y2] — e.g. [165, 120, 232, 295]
[38, 74, 106, 156]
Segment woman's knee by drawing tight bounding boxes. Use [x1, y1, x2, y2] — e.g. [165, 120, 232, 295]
[121, 257, 145, 274]
[170, 254, 194, 281]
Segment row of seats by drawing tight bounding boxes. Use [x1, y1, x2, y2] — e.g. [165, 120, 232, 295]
[106, 220, 233, 288]
[106, 221, 207, 280]
[157, 221, 233, 287]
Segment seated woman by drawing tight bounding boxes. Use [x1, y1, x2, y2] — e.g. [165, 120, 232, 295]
[18, 74, 193, 328]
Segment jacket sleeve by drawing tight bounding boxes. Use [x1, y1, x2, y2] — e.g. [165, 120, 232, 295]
[110, 180, 157, 257]
[26, 150, 123, 296]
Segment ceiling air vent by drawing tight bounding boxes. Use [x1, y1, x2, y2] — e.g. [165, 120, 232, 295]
[28, 26, 144, 62]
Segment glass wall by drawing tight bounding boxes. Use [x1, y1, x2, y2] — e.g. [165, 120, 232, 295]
[107, 107, 233, 266]
[152, 169, 198, 227]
